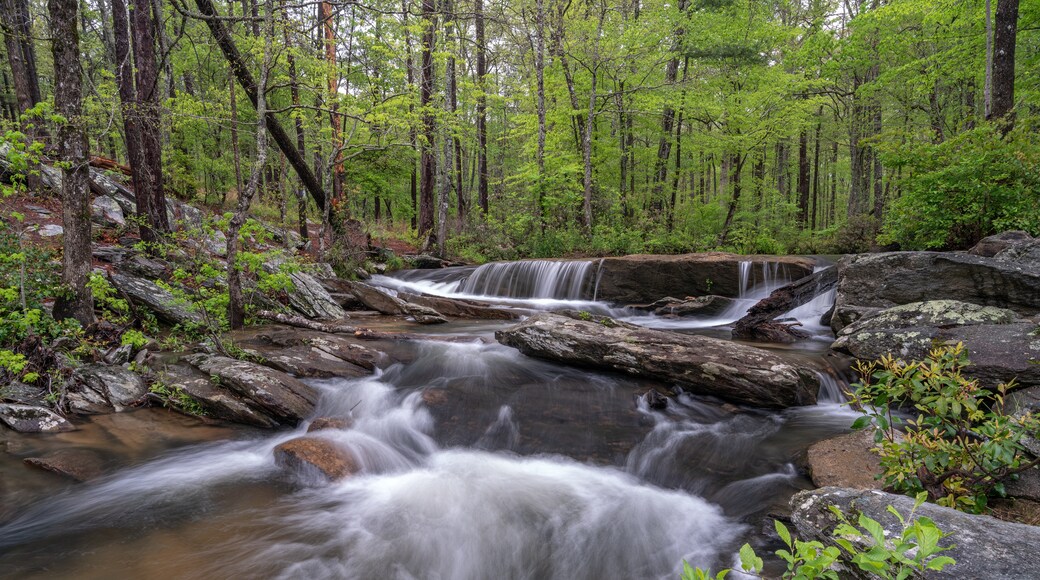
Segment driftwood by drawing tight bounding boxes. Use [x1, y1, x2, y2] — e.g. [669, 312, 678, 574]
[89, 156, 132, 176]
[732, 266, 838, 343]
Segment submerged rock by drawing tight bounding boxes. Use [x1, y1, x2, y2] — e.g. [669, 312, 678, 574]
[274, 436, 360, 481]
[495, 312, 819, 408]
[0, 404, 76, 433]
[24, 448, 106, 482]
[184, 354, 318, 426]
[791, 487, 1040, 580]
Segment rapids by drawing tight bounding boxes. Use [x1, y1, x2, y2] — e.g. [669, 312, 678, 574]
[0, 259, 853, 579]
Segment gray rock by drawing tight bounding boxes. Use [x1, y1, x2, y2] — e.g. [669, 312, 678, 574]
[397, 291, 518, 320]
[36, 224, 63, 237]
[652, 295, 738, 317]
[593, 253, 815, 304]
[1, 381, 47, 405]
[348, 281, 408, 315]
[109, 272, 204, 326]
[90, 195, 125, 227]
[184, 354, 318, 426]
[233, 327, 380, 379]
[495, 312, 819, 408]
[0, 404, 75, 433]
[403, 302, 448, 324]
[968, 230, 1034, 258]
[68, 364, 149, 414]
[162, 363, 278, 427]
[831, 252, 1040, 333]
[285, 272, 348, 320]
[791, 487, 1040, 580]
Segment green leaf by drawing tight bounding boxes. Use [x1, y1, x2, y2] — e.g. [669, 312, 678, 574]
[850, 415, 872, 430]
[926, 556, 956, 570]
[775, 519, 793, 546]
[738, 543, 763, 573]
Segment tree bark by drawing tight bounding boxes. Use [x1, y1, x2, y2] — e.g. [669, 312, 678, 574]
[49, 0, 94, 326]
[797, 128, 810, 227]
[193, 0, 327, 212]
[475, 0, 488, 214]
[651, 0, 687, 217]
[0, 0, 39, 114]
[987, 0, 1019, 134]
[130, 0, 171, 239]
[418, 0, 436, 240]
[580, 3, 607, 232]
[534, 0, 546, 225]
[282, 7, 308, 240]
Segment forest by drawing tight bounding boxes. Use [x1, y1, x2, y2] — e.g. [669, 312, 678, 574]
[1, 0, 1037, 264]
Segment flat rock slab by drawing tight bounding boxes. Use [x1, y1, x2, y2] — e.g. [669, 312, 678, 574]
[791, 487, 1040, 580]
[0, 404, 76, 433]
[185, 354, 318, 426]
[805, 429, 885, 490]
[162, 363, 279, 428]
[495, 312, 819, 408]
[24, 448, 106, 482]
[274, 436, 359, 481]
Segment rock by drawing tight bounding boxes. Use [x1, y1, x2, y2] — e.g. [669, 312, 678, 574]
[969, 230, 1034, 258]
[1, 381, 47, 405]
[273, 436, 360, 481]
[593, 253, 815, 304]
[104, 343, 134, 365]
[204, 229, 228, 257]
[0, 404, 76, 433]
[995, 239, 1040, 265]
[348, 281, 408, 315]
[24, 448, 105, 482]
[1006, 467, 1040, 502]
[285, 271, 348, 320]
[162, 363, 279, 427]
[791, 487, 1040, 580]
[495, 312, 819, 408]
[307, 416, 352, 432]
[397, 291, 518, 320]
[734, 267, 839, 342]
[185, 354, 318, 426]
[642, 390, 668, 410]
[68, 364, 149, 414]
[805, 430, 886, 490]
[405, 254, 449, 269]
[403, 302, 448, 324]
[36, 223, 63, 237]
[652, 295, 738, 317]
[109, 272, 204, 326]
[25, 204, 52, 217]
[234, 327, 380, 379]
[832, 301, 1040, 388]
[90, 195, 125, 227]
[831, 252, 1040, 333]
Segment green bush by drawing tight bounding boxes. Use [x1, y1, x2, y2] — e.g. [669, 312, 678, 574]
[849, 344, 1040, 513]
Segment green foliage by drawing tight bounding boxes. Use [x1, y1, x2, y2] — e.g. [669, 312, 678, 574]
[880, 126, 1040, 250]
[849, 344, 1040, 513]
[88, 272, 131, 324]
[120, 329, 149, 350]
[682, 495, 955, 579]
[149, 379, 207, 417]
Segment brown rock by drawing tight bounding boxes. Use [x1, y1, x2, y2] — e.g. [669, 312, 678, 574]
[307, 417, 352, 432]
[805, 429, 885, 490]
[273, 437, 359, 481]
[23, 448, 106, 482]
[421, 389, 448, 406]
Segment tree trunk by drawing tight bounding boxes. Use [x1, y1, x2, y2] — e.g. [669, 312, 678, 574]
[49, 0, 94, 326]
[194, 0, 327, 212]
[418, 0, 436, 240]
[229, 69, 243, 198]
[130, 0, 170, 239]
[437, 0, 456, 256]
[534, 0, 546, 225]
[718, 154, 744, 246]
[475, 0, 488, 214]
[283, 7, 308, 240]
[651, 0, 687, 217]
[0, 0, 39, 114]
[987, 0, 1019, 134]
[403, 0, 419, 227]
[228, 0, 273, 329]
[797, 128, 809, 227]
[580, 3, 607, 232]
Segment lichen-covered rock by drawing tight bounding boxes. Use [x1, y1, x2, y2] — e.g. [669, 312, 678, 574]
[0, 404, 76, 433]
[285, 271, 348, 320]
[495, 312, 819, 408]
[90, 195, 125, 227]
[403, 302, 448, 324]
[233, 327, 382, 379]
[109, 272, 204, 326]
[348, 281, 408, 315]
[162, 363, 279, 427]
[791, 487, 1040, 580]
[184, 354, 318, 426]
[831, 252, 1040, 333]
[68, 364, 149, 414]
[274, 436, 360, 481]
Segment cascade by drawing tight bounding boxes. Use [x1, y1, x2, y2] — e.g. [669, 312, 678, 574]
[458, 259, 595, 299]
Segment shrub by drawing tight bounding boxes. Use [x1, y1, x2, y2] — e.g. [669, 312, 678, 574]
[848, 344, 1040, 513]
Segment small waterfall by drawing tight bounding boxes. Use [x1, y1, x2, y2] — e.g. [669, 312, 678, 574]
[591, 258, 606, 302]
[458, 260, 595, 299]
[816, 371, 848, 405]
[737, 261, 752, 298]
[738, 260, 790, 300]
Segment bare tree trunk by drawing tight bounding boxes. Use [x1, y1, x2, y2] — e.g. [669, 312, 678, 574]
[0, 0, 38, 114]
[402, 0, 419, 228]
[475, 0, 488, 214]
[228, 0, 273, 330]
[130, 0, 170, 239]
[49, 0, 94, 325]
[229, 68, 242, 199]
[283, 5, 308, 240]
[988, 0, 1019, 134]
[418, 0, 436, 241]
[534, 0, 546, 225]
[984, 0, 993, 118]
[811, 111, 822, 230]
[580, 3, 607, 232]
[797, 128, 810, 227]
[651, 0, 687, 217]
[718, 154, 744, 246]
[321, 1, 344, 204]
[437, 0, 456, 256]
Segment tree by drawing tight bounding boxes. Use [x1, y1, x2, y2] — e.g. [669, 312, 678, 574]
[48, 0, 94, 325]
[987, 0, 1019, 134]
[418, 0, 435, 242]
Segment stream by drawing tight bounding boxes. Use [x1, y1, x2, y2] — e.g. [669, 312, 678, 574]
[0, 259, 856, 579]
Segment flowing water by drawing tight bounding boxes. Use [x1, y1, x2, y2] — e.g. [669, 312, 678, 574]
[0, 259, 855, 580]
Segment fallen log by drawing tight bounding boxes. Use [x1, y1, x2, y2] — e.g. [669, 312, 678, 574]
[732, 266, 838, 343]
[254, 310, 484, 344]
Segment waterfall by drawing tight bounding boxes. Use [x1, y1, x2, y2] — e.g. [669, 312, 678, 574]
[738, 260, 791, 300]
[458, 260, 596, 299]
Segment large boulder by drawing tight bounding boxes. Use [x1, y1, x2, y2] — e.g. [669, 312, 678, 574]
[0, 404, 75, 433]
[648, 295, 739, 317]
[593, 253, 815, 304]
[830, 252, 1040, 333]
[805, 430, 887, 490]
[162, 363, 280, 428]
[184, 354, 318, 426]
[109, 272, 204, 326]
[495, 312, 819, 408]
[791, 487, 1040, 580]
[968, 230, 1034, 258]
[67, 364, 149, 414]
[285, 271, 347, 320]
[233, 326, 383, 379]
[273, 436, 360, 481]
[832, 300, 1040, 388]
[348, 281, 408, 314]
